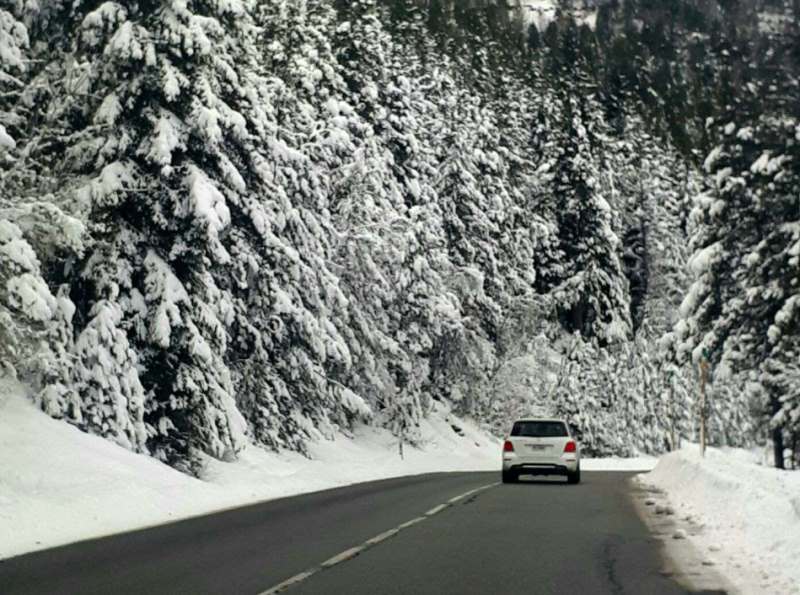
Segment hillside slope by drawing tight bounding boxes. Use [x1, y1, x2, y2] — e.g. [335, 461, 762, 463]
[1, 0, 798, 470]
[0, 376, 499, 559]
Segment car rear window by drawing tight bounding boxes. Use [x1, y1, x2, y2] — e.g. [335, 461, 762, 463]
[511, 421, 568, 438]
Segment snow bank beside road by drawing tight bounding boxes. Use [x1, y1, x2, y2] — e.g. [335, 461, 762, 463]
[582, 456, 656, 472]
[1, 377, 501, 560]
[639, 446, 800, 595]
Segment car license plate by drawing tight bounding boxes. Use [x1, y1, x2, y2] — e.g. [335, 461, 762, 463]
[528, 445, 550, 450]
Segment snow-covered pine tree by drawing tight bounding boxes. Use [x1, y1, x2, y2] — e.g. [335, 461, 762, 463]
[243, 0, 377, 449]
[72, 298, 147, 451]
[549, 335, 616, 455]
[0, 3, 85, 416]
[9, 0, 797, 468]
[329, 0, 424, 437]
[0, 8, 35, 378]
[0, 2, 27, 154]
[536, 16, 632, 344]
[21, 0, 306, 469]
[548, 94, 632, 344]
[0, 219, 56, 377]
[678, 104, 799, 466]
[733, 115, 800, 467]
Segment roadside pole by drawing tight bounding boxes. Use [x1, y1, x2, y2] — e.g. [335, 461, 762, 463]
[669, 377, 677, 452]
[699, 353, 710, 457]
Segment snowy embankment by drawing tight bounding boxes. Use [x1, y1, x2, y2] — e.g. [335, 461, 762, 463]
[638, 446, 800, 595]
[0, 378, 655, 560]
[0, 377, 494, 560]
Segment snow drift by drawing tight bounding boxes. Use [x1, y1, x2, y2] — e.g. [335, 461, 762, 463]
[0, 377, 500, 560]
[640, 446, 800, 595]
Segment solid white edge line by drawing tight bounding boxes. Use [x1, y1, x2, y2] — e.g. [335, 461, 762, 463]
[257, 481, 498, 594]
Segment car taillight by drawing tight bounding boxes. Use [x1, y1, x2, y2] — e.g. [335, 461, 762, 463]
[503, 440, 514, 452]
[564, 441, 577, 453]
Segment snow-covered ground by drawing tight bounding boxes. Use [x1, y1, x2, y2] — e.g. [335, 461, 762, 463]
[0, 377, 496, 559]
[583, 455, 656, 471]
[638, 445, 800, 595]
[0, 378, 652, 560]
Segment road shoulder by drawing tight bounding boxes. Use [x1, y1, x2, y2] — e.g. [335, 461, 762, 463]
[631, 478, 732, 594]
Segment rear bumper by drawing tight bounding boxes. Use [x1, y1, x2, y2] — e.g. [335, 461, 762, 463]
[504, 463, 574, 476]
[502, 454, 579, 474]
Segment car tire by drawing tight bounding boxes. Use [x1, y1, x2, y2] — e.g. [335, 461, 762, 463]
[567, 467, 581, 484]
[502, 469, 517, 484]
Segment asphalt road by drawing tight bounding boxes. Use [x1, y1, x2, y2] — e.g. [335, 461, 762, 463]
[0, 471, 723, 595]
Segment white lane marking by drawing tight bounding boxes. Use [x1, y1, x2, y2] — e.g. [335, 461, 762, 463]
[397, 516, 426, 529]
[258, 570, 318, 595]
[365, 528, 400, 546]
[257, 481, 498, 595]
[447, 485, 483, 503]
[321, 545, 364, 568]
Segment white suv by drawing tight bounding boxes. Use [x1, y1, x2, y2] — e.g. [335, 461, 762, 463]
[501, 418, 581, 484]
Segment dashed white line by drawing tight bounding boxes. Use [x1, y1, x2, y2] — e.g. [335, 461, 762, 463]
[321, 545, 365, 568]
[258, 570, 318, 595]
[397, 516, 426, 530]
[425, 504, 448, 516]
[365, 528, 400, 546]
[447, 486, 483, 504]
[257, 480, 498, 595]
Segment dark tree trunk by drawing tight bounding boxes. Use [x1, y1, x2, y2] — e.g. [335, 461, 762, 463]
[772, 426, 785, 470]
[772, 395, 785, 469]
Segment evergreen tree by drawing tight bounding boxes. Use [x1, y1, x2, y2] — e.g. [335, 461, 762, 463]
[0, 219, 57, 377]
[28, 0, 288, 469]
[549, 95, 632, 343]
[7, 0, 795, 470]
[678, 107, 800, 467]
[73, 299, 147, 451]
